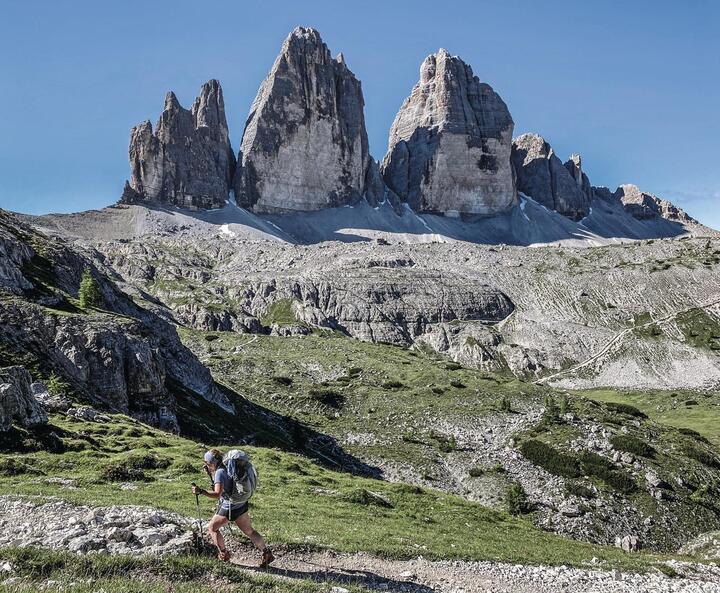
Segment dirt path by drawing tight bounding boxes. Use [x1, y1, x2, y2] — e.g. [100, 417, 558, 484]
[228, 544, 720, 593]
[536, 297, 720, 386]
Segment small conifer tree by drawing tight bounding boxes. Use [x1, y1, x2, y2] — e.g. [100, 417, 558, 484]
[78, 266, 100, 308]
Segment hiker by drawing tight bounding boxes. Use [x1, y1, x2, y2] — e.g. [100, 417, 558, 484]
[191, 448, 274, 567]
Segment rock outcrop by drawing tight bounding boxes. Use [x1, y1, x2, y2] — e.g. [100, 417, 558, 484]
[511, 133, 590, 220]
[614, 184, 695, 223]
[234, 27, 384, 212]
[381, 49, 516, 216]
[0, 208, 233, 431]
[0, 498, 195, 556]
[123, 80, 235, 210]
[0, 366, 47, 431]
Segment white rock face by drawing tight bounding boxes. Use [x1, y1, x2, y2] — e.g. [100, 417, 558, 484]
[381, 49, 516, 215]
[235, 27, 384, 213]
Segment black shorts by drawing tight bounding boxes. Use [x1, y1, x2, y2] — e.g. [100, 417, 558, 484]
[217, 501, 248, 520]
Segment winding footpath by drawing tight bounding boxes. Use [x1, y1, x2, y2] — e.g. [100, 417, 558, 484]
[535, 297, 720, 386]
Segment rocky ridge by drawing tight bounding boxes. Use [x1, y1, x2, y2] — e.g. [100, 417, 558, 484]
[81, 233, 720, 391]
[111, 26, 699, 233]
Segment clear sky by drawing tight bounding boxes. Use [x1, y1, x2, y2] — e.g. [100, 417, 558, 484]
[1, 0, 718, 227]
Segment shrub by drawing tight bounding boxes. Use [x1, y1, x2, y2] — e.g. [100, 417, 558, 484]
[0, 458, 38, 476]
[609, 434, 655, 458]
[685, 400, 699, 407]
[272, 375, 293, 386]
[46, 372, 68, 396]
[126, 452, 171, 470]
[343, 488, 393, 508]
[468, 466, 485, 478]
[431, 386, 445, 395]
[678, 427, 710, 444]
[684, 444, 720, 469]
[444, 362, 462, 371]
[173, 461, 197, 474]
[604, 402, 647, 418]
[558, 394, 569, 415]
[449, 379, 466, 389]
[308, 388, 345, 409]
[347, 367, 362, 377]
[78, 266, 101, 308]
[498, 395, 512, 413]
[505, 482, 529, 515]
[382, 380, 404, 390]
[578, 451, 636, 493]
[543, 396, 560, 423]
[99, 461, 150, 482]
[519, 440, 581, 478]
[204, 334, 219, 342]
[430, 431, 457, 453]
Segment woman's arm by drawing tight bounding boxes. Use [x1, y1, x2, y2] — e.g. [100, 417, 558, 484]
[192, 481, 223, 499]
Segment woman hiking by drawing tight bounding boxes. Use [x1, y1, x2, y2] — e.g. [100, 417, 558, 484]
[191, 449, 274, 566]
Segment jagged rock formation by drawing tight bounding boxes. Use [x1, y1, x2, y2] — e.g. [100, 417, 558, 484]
[511, 133, 590, 220]
[381, 49, 516, 216]
[0, 209, 233, 431]
[234, 27, 384, 212]
[123, 80, 235, 210]
[0, 366, 47, 431]
[614, 184, 695, 223]
[564, 154, 593, 205]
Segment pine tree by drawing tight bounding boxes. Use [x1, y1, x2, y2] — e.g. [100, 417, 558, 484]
[78, 266, 100, 308]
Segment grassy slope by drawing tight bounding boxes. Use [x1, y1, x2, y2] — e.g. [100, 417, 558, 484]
[178, 329, 540, 474]
[576, 389, 720, 446]
[0, 414, 680, 572]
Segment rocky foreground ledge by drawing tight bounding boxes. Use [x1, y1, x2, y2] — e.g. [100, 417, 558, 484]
[0, 497, 195, 556]
[1, 497, 720, 593]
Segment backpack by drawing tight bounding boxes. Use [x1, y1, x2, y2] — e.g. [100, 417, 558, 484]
[222, 449, 258, 504]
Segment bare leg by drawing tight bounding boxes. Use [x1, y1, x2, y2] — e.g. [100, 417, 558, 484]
[207, 514, 229, 552]
[235, 512, 267, 550]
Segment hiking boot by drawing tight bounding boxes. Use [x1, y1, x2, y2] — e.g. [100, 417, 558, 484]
[259, 547, 275, 568]
[218, 549, 231, 562]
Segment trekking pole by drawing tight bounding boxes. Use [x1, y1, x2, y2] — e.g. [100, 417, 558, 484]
[191, 482, 203, 549]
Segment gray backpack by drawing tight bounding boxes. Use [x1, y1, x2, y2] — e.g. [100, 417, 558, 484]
[223, 449, 258, 504]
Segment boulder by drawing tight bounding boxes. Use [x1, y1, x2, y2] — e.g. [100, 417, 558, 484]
[0, 366, 48, 431]
[235, 27, 384, 212]
[382, 49, 516, 216]
[123, 80, 235, 210]
[615, 534, 640, 552]
[511, 133, 590, 220]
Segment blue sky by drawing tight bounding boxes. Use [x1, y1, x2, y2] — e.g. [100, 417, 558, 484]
[1, 0, 718, 227]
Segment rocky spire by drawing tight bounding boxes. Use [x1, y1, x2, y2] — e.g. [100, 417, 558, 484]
[234, 27, 384, 212]
[122, 80, 235, 210]
[564, 154, 593, 204]
[511, 133, 590, 220]
[381, 49, 516, 216]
